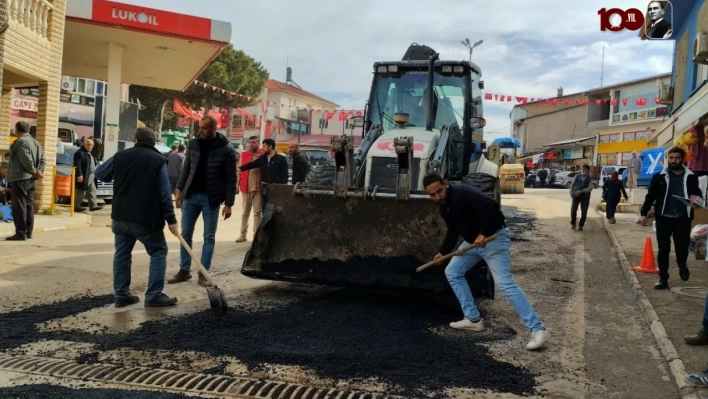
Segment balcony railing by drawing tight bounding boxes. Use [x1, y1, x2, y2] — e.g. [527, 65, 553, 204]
[8, 0, 53, 38]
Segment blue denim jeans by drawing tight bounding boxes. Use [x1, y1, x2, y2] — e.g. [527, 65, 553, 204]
[444, 227, 545, 331]
[179, 192, 220, 271]
[112, 219, 168, 302]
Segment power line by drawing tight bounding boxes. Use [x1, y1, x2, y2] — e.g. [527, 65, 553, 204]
[485, 125, 510, 133]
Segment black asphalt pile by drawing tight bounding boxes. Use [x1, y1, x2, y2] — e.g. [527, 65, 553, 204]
[260, 255, 493, 297]
[503, 206, 538, 242]
[0, 384, 206, 399]
[0, 295, 114, 351]
[88, 289, 535, 397]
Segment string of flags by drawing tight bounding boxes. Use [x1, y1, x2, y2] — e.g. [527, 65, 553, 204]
[194, 80, 329, 112]
[483, 93, 664, 107]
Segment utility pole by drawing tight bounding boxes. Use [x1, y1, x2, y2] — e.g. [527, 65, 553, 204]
[600, 45, 605, 87]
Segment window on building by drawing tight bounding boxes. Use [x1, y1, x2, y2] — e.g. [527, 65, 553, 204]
[599, 134, 611, 143]
[232, 115, 256, 129]
[636, 130, 653, 140]
[613, 81, 664, 115]
[623, 132, 636, 141]
[318, 119, 329, 129]
[63, 77, 102, 96]
[609, 133, 621, 142]
[606, 153, 618, 165]
[697, 64, 708, 88]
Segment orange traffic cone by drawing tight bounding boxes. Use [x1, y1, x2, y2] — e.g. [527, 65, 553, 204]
[632, 237, 659, 274]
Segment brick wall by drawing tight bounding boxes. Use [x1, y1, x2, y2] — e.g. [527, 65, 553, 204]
[2, 0, 66, 209]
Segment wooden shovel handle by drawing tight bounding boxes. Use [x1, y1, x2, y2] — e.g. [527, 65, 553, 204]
[416, 234, 498, 273]
[175, 233, 214, 284]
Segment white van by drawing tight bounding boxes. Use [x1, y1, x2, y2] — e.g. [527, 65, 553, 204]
[599, 165, 627, 187]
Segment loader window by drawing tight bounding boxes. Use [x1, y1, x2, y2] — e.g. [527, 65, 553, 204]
[370, 71, 467, 131]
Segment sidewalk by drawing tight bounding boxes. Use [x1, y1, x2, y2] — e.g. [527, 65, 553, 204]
[603, 211, 708, 399]
[0, 211, 91, 238]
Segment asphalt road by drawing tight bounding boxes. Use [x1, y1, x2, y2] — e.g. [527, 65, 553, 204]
[0, 188, 679, 398]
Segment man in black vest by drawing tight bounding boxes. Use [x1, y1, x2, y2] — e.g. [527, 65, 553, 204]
[569, 164, 594, 231]
[96, 127, 179, 308]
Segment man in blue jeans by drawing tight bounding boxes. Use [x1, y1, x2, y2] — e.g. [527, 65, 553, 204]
[169, 115, 236, 286]
[96, 127, 179, 308]
[423, 173, 550, 350]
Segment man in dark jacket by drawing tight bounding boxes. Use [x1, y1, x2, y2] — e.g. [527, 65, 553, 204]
[289, 143, 310, 185]
[96, 127, 179, 308]
[646, 1, 672, 39]
[239, 138, 289, 184]
[537, 168, 548, 188]
[569, 164, 593, 231]
[169, 115, 236, 285]
[73, 138, 103, 212]
[7, 121, 45, 241]
[641, 147, 703, 290]
[423, 173, 550, 350]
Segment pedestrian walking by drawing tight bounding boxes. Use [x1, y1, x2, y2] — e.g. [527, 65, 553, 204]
[73, 138, 103, 212]
[683, 290, 708, 386]
[569, 164, 594, 231]
[236, 136, 263, 243]
[640, 146, 702, 290]
[628, 151, 642, 189]
[423, 173, 550, 350]
[602, 171, 628, 224]
[238, 138, 289, 184]
[96, 127, 179, 308]
[167, 144, 186, 191]
[289, 143, 310, 185]
[6, 121, 45, 241]
[169, 115, 237, 286]
[537, 168, 548, 188]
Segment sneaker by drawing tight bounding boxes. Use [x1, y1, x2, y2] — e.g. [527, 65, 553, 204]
[167, 270, 191, 284]
[578, 226, 584, 231]
[526, 328, 550, 350]
[114, 294, 140, 308]
[235, 235, 247, 243]
[197, 273, 209, 287]
[609, 217, 616, 224]
[449, 318, 485, 332]
[5, 234, 26, 241]
[679, 266, 690, 282]
[144, 293, 178, 308]
[684, 370, 708, 387]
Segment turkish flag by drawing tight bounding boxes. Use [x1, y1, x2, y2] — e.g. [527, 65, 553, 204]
[595, 100, 602, 107]
[484, 93, 492, 100]
[551, 99, 559, 106]
[654, 97, 660, 105]
[622, 99, 628, 106]
[326, 111, 335, 121]
[611, 99, 618, 106]
[564, 100, 569, 106]
[338, 111, 348, 121]
[582, 99, 589, 106]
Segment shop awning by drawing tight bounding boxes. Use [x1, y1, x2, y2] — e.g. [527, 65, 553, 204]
[543, 137, 595, 147]
[647, 82, 708, 145]
[64, 0, 231, 91]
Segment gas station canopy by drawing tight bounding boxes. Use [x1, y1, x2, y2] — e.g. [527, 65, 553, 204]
[64, 0, 232, 91]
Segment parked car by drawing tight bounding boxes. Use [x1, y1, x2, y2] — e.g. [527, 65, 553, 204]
[286, 148, 334, 182]
[553, 171, 599, 189]
[56, 145, 113, 205]
[599, 166, 627, 187]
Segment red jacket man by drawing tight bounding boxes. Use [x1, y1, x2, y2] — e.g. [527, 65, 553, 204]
[236, 136, 264, 242]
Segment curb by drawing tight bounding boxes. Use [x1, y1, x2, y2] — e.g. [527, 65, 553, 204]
[0, 215, 92, 238]
[599, 211, 699, 398]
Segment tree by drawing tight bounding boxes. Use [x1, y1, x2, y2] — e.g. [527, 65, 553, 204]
[129, 44, 269, 133]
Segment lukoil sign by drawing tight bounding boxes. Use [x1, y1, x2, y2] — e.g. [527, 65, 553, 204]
[111, 7, 158, 26]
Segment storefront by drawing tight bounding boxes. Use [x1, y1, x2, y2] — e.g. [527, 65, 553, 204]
[596, 128, 657, 166]
[542, 137, 595, 170]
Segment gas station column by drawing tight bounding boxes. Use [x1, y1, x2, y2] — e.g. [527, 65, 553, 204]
[103, 42, 123, 159]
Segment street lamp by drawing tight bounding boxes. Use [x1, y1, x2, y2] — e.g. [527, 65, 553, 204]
[460, 38, 483, 62]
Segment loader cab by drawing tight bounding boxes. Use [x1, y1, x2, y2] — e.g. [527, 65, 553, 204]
[363, 60, 484, 186]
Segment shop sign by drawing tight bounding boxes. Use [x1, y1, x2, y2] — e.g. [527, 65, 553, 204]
[59, 93, 95, 106]
[11, 97, 37, 112]
[563, 149, 572, 160]
[611, 107, 667, 124]
[583, 146, 594, 158]
[91, 0, 212, 41]
[571, 148, 583, 159]
[16, 87, 39, 97]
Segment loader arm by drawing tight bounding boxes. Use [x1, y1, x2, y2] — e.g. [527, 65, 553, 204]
[429, 125, 450, 176]
[353, 126, 382, 188]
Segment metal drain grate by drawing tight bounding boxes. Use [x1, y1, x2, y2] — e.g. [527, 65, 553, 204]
[0, 355, 392, 399]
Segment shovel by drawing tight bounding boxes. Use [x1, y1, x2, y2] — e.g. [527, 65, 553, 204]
[416, 235, 498, 273]
[175, 233, 228, 317]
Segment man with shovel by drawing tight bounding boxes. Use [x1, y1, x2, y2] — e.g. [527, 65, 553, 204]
[96, 127, 179, 308]
[423, 173, 550, 350]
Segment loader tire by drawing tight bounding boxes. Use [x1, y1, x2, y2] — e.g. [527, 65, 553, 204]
[305, 165, 336, 186]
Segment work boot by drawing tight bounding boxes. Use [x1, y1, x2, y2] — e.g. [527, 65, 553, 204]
[527, 328, 551, 350]
[450, 318, 485, 332]
[578, 225, 584, 231]
[90, 206, 104, 212]
[144, 293, 178, 308]
[609, 217, 616, 224]
[198, 273, 209, 287]
[114, 294, 140, 308]
[235, 235, 247, 243]
[570, 223, 576, 230]
[167, 270, 191, 284]
[679, 266, 690, 282]
[5, 234, 26, 241]
[654, 279, 669, 290]
[27, 232, 32, 239]
[684, 333, 708, 346]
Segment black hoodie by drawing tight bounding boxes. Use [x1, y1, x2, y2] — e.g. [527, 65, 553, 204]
[177, 133, 237, 207]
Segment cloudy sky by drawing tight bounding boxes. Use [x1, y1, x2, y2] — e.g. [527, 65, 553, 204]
[122, 0, 674, 141]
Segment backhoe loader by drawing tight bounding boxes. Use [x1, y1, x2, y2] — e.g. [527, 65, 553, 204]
[242, 43, 502, 298]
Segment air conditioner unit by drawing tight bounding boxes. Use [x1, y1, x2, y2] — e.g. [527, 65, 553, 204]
[658, 83, 673, 105]
[60, 76, 75, 92]
[694, 31, 708, 64]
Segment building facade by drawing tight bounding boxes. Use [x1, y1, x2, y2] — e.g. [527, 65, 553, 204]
[649, 0, 708, 175]
[1, 0, 67, 209]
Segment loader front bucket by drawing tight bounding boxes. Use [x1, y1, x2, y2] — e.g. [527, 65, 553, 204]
[241, 184, 495, 299]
